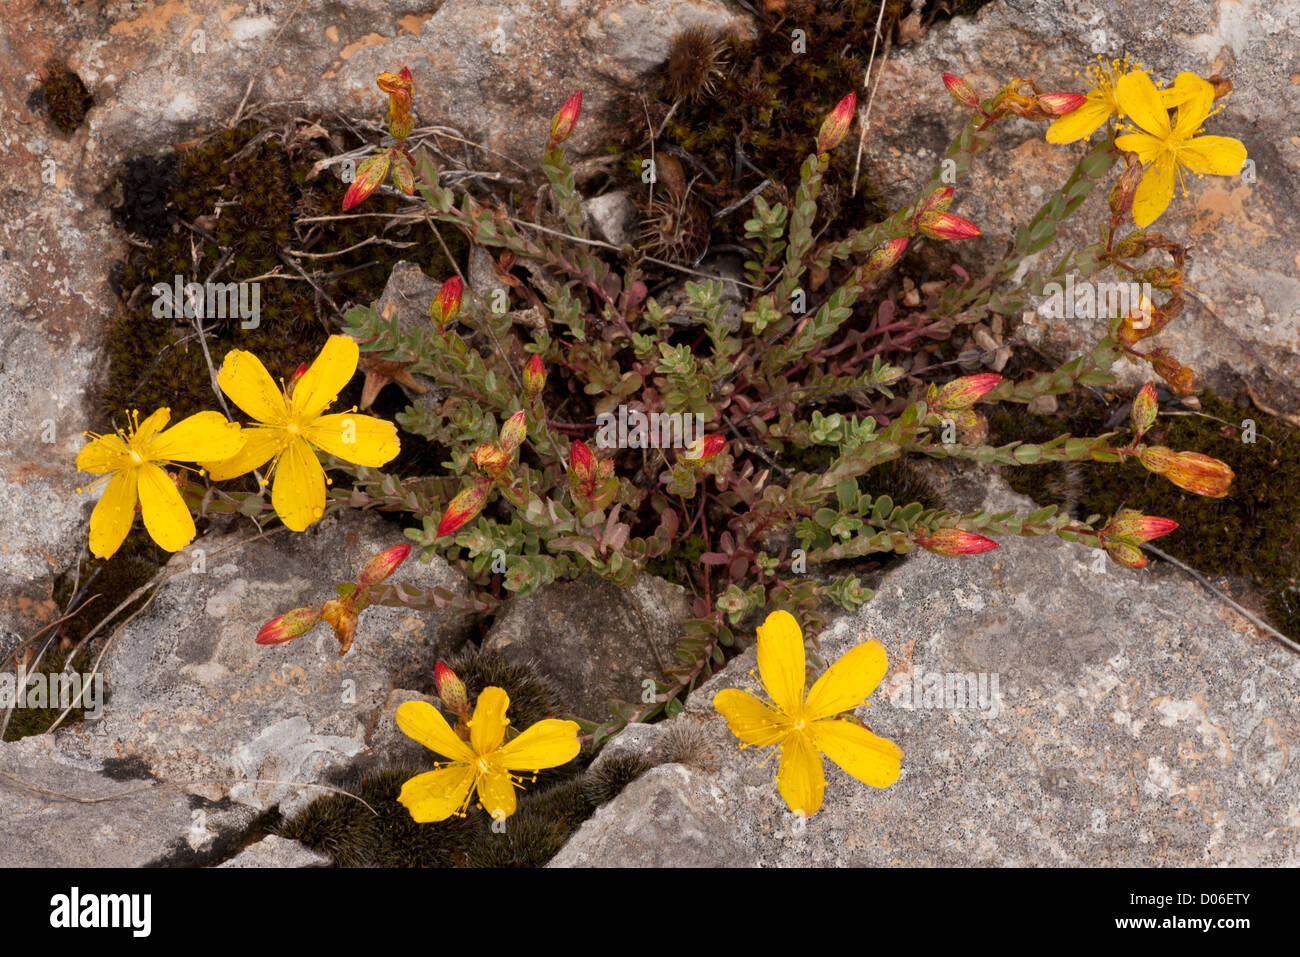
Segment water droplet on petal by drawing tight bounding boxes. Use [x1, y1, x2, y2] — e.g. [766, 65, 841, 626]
[312, 507, 323, 518]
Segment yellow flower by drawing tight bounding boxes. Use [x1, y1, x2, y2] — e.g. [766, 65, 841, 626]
[76, 408, 244, 559]
[1114, 70, 1247, 227]
[200, 335, 399, 531]
[395, 687, 581, 822]
[713, 610, 902, 816]
[1045, 56, 1148, 144]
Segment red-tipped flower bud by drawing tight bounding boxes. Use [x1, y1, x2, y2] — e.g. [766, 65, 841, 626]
[548, 90, 583, 147]
[1104, 509, 1179, 544]
[941, 73, 982, 110]
[437, 478, 491, 537]
[1130, 383, 1159, 437]
[917, 210, 981, 241]
[913, 528, 999, 556]
[523, 354, 546, 398]
[256, 606, 322, 645]
[497, 409, 527, 455]
[342, 152, 392, 211]
[569, 438, 595, 483]
[933, 373, 1002, 410]
[434, 661, 470, 717]
[1035, 92, 1087, 117]
[816, 93, 856, 155]
[430, 276, 463, 327]
[865, 236, 909, 275]
[285, 362, 310, 398]
[358, 543, 412, 588]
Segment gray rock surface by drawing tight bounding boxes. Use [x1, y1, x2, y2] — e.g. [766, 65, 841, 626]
[217, 834, 332, 868]
[0, 732, 207, 867]
[0, 510, 471, 864]
[485, 572, 691, 720]
[551, 476, 1300, 866]
[864, 0, 1300, 413]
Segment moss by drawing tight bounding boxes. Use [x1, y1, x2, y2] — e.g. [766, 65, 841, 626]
[33, 60, 94, 134]
[1, 644, 96, 742]
[103, 118, 467, 430]
[990, 391, 1300, 640]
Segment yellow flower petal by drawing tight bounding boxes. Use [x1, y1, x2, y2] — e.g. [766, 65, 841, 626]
[714, 689, 790, 747]
[136, 462, 195, 552]
[1159, 72, 1209, 109]
[304, 413, 399, 467]
[1179, 135, 1247, 176]
[398, 766, 478, 823]
[77, 433, 131, 475]
[496, 719, 582, 771]
[812, 718, 903, 788]
[776, 731, 825, 817]
[1132, 156, 1177, 227]
[148, 411, 244, 463]
[1115, 70, 1170, 137]
[1044, 95, 1113, 144]
[468, 686, 510, 756]
[133, 407, 172, 447]
[1114, 131, 1166, 166]
[290, 335, 358, 421]
[803, 639, 888, 722]
[217, 349, 288, 425]
[1170, 79, 1214, 140]
[395, 700, 477, 763]
[270, 437, 326, 531]
[200, 426, 284, 481]
[755, 609, 806, 716]
[476, 766, 519, 821]
[88, 468, 138, 559]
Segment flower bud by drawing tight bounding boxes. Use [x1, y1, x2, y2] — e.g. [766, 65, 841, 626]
[437, 479, 491, 537]
[548, 90, 583, 147]
[434, 661, 470, 717]
[569, 439, 595, 484]
[358, 543, 412, 588]
[497, 409, 527, 455]
[256, 606, 322, 645]
[523, 354, 546, 398]
[918, 186, 955, 216]
[941, 73, 981, 110]
[1103, 540, 1147, 569]
[933, 373, 1002, 410]
[1103, 508, 1179, 544]
[865, 237, 909, 276]
[912, 528, 999, 557]
[1034, 92, 1088, 117]
[816, 93, 856, 155]
[1129, 382, 1158, 437]
[430, 276, 463, 327]
[342, 152, 392, 211]
[917, 210, 981, 241]
[285, 362, 310, 399]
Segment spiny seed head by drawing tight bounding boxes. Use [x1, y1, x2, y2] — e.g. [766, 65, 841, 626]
[665, 26, 730, 103]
